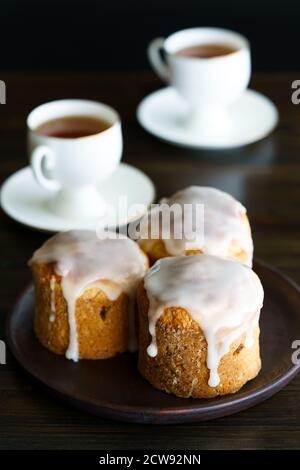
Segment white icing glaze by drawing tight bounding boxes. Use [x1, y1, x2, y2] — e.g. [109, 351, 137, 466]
[29, 230, 147, 361]
[49, 275, 56, 322]
[140, 186, 253, 266]
[143, 254, 264, 387]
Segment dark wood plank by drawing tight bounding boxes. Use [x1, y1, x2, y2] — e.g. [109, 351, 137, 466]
[0, 71, 300, 449]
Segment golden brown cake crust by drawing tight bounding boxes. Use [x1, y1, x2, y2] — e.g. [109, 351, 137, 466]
[31, 262, 130, 359]
[137, 283, 261, 398]
[139, 213, 251, 266]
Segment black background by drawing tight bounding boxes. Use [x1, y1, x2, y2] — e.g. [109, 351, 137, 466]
[1, 0, 299, 70]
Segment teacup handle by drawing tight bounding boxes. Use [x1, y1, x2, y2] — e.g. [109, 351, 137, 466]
[31, 145, 61, 191]
[148, 37, 170, 82]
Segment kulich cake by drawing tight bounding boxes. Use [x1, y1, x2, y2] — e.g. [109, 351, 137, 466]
[29, 230, 148, 361]
[139, 186, 253, 266]
[137, 254, 264, 398]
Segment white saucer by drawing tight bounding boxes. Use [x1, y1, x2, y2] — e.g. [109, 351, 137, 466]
[0, 163, 155, 232]
[137, 87, 278, 149]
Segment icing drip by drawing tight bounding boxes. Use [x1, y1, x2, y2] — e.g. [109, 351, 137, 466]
[143, 254, 264, 387]
[49, 275, 56, 322]
[29, 230, 147, 361]
[140, 186, 253, 266]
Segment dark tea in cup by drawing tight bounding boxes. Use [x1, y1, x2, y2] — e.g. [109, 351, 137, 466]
[175, 43, 237, 59]
[35, 115, 111, 139]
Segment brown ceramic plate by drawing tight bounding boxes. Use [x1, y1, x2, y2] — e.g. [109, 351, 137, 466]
[6, 259, 300, 424]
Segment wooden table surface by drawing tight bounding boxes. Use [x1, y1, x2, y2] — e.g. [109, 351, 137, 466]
[0, 71, 299, 450]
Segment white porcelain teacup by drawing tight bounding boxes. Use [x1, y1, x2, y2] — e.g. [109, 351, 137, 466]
[148, 28, 251, 137]
[27, 99, 122, 220]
